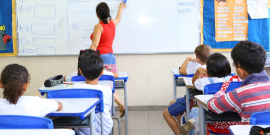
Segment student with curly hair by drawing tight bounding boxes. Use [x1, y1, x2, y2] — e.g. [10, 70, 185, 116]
[0, 64, 63, 116]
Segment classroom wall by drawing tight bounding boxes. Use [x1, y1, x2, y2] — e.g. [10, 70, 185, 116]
[0, 53, 269, 106]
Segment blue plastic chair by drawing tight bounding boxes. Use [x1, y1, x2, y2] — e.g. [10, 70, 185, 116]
[250, 111, 270, 125]
[47, 89, 104, 120]
[187, 74, 194, 77]
[72, 75, 115, 92]
[204, 81, 242, 135]
[204, 81, 242, 95]
[0, 115, 53, 129]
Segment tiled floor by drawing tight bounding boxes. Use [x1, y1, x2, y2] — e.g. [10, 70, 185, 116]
[113, 111, 174, 135]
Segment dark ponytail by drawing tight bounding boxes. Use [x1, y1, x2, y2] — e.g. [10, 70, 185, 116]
[77, 49, 100, 75]
[1, 64, 30, 104]
[96, 2, 111, 24]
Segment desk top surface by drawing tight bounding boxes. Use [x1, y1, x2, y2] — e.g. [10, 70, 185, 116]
[116, 72, 129, 80]
[171, 69, 187, 77]
[229, 125, 270, 135]
[183, 78, 196, 89]
[39, 81, 113, 92]
[47, 98, 99, 116]
[194, 95, 213, 109]
[0, 129, 75, 135]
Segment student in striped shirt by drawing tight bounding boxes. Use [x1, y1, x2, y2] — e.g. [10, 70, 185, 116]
[208, 41, 270, 126]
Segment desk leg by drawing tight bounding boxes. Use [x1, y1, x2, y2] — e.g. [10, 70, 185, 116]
[101, 112, 104, 135]
[90, 109, 96, 135]
[199, 106, 205, 135]
[186, 87, 190, 120]
[173, 76, 177, 99]
[124, 81, 128, 135]
[111, 93, 115, 135]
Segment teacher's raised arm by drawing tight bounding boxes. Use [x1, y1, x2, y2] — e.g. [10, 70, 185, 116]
[89, 1, 126, 51]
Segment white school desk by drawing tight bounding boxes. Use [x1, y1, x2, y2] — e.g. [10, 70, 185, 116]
[46, 98, 101, 135]
[171, 69, 187, 99]
[194, 95, 213, 135]
[229, 125, 270, 135]
[39, 72, 129, 135]
[183, 77, 196, 120]
[0, 129, 75, 135]
[39, 81, 113, 93]
[115, 72, 129, 135]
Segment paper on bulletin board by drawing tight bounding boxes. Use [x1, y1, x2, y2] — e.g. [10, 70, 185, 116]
[247, 0, 269, 19]
[215, 0, 248, 41]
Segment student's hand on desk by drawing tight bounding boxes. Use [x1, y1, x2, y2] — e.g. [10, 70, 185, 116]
[57, 102, 63, 111]
[198, 67, 208, 78]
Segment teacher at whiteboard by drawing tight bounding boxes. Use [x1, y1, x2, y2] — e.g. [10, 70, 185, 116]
[89, 1, 126, 73]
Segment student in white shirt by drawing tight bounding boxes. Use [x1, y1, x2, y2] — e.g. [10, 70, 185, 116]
[163, 53, 232, 135]
[75, 53, 113, 135]
[64, 49, 125, 118]
[179, 44, 212, 75]
[0, 64, 63, 116]
[192, 53, 232, 91]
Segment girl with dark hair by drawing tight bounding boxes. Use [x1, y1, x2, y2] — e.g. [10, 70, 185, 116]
[0, 64, 62, 116]
[89, 1, 126, 73]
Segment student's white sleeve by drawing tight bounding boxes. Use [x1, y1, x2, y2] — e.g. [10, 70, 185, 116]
[194, 78, 209, 91]
[65, 72, 78, 82]
[186, 66, 199, 75]
[32, 97, 59, 117]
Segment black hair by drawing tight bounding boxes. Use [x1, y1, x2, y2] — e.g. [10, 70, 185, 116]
[1, 64, 30, 104]
[96, 2, 111, 24]
[79, 53, 104, 80]
[207, 53, 231, 78]
[231, 41, 266, 74]
[77, 49, 100, 75]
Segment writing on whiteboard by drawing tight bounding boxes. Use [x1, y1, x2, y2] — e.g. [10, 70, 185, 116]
[178, 1, 197, 13]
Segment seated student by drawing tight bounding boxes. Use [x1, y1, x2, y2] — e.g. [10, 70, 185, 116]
[163, 53, 232, 135]
[74, 53, 113, 135]
[207, 41, 270, 133]
[179, 44, 212, 75]
[0, 64, 63, 116]
[192, 53, 232, 91]
[64, 49, 125, 118]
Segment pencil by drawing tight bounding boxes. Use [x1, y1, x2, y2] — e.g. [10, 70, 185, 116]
[35, 92, 39, 96]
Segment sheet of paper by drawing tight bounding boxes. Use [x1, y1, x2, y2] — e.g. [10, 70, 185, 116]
[247, 0, 269, 19]
[215, 0, 248, 41]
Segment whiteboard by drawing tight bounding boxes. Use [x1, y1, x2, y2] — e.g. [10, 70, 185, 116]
[16, 0, 200, 56]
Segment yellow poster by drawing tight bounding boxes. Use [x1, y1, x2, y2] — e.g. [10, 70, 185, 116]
[215, 0, 248, 41]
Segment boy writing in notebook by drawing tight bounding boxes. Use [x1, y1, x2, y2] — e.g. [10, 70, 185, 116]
[208, 41, 270, 126]
[179, 44, 212, 75]
[74, 53, 113, 135]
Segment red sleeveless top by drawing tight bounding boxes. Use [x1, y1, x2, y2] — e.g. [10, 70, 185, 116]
[91, 21, 115, 55]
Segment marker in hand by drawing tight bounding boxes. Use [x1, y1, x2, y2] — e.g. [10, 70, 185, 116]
[124, 0, 127, 4]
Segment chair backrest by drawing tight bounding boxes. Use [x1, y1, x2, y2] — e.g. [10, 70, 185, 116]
[71, 75, 85, 82]
[0, 115, 53, 129]
[47, 89, 104, 113]
[204, 81, 242, 95]
[187, 74, 194, 77]
[250, 111, 270, 125]
[71, 75, 115, 93]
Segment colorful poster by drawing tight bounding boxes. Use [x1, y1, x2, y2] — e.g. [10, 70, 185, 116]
[247, 0, 269, 19]
[215, 0, 248, 41]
